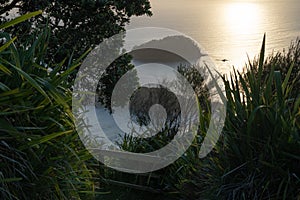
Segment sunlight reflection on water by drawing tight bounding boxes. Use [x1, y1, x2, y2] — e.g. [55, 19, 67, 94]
[127, 0, 300, 74]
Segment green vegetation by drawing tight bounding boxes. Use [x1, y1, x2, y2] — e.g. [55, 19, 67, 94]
[179, 36, 300, 200]
[0, 2, 152, 199]
[0, 5, 299, 200]
[0, 13, 97, 199]
[0, 0, 152, 62]
[102, 37, 299, 200]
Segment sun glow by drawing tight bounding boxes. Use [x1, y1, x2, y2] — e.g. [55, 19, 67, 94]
[224, 3, 261, 35]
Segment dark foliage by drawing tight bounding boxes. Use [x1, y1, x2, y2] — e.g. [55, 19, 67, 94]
[0, 0, 152, 63]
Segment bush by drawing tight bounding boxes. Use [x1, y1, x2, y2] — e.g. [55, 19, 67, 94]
[105, 65, 211, 197]
[254, 37, 300, 99]
[0, 14, 96, 199]
[181, 36, 300, 200]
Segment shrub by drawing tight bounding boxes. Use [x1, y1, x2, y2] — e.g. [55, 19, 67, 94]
[253, 37, 300, 99]
[107, 65, 211, 196]
[181, 36, 300, 200]
[0, 14, 96, 199]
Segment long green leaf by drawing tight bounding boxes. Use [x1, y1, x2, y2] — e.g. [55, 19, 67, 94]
[27, 130, 73, 147]
[0, 177, 23, 183]
[258, 34, 266, 77]
[0, 37, 17, 53]
[1, 59, 51, 102]
[282, 62, 295, 93]
[0, 63, 12, 75]
[274, 71, 283, 108]
[0, 10, 42, 30]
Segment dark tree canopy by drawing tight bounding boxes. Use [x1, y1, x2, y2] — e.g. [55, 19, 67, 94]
[0, 0, 152, 61]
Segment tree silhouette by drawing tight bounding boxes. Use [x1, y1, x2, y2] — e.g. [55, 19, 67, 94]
[0, 0, 152, 62]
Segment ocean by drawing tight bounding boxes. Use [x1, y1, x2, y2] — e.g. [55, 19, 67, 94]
[127, 0, 300, 73]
